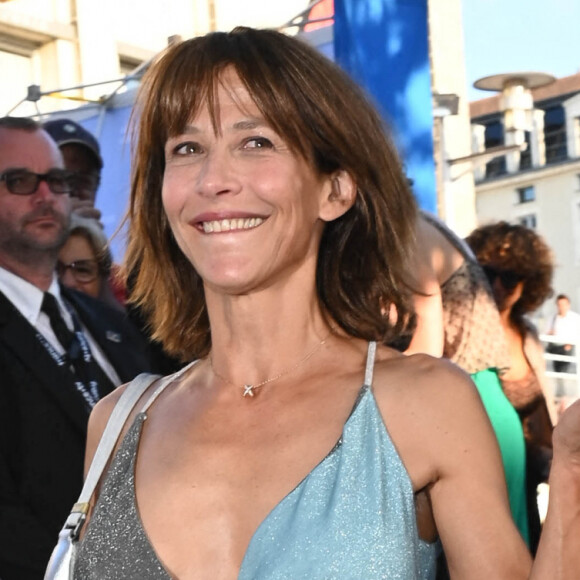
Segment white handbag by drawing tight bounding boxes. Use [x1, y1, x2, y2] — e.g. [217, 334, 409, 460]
[43, 373, 161, 580]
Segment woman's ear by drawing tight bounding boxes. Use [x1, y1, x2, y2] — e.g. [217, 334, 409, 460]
[319, 170, 357, 222]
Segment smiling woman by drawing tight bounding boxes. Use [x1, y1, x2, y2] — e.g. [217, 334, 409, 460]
[160, 67, 351, 300]
[48, 27, 580, 580]
[127, 29, 417, 360]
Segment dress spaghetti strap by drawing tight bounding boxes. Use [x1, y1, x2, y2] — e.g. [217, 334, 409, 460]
[364, 341, 377, 387]
[141, 360, 198, 414]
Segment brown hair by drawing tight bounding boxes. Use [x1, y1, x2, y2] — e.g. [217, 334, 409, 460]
[466, 221, 554, 324]
[125, 27, 418, 360]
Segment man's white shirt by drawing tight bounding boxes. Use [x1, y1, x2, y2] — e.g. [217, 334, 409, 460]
[0, 266, 121, 385]
[547, 310, 580, 344]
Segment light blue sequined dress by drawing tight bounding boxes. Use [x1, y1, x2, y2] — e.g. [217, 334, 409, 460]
[74, 342, 438, 579]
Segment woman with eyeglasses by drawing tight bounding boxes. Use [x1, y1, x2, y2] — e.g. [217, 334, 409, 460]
[466, 221, 557, 555]
[57, 215, 125, 311]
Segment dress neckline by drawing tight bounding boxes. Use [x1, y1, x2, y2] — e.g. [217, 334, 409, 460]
[127, 381, 373, 579]
[125, 343, 378, 579]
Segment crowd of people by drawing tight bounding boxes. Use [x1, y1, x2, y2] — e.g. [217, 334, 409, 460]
[0, 116, 155, 579]
[0, 25, 579, 580]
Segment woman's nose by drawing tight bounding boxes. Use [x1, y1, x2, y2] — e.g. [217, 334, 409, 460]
[196, 151, 241, 198]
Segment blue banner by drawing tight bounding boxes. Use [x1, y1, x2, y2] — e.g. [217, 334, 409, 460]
[334, 0, 436, 212]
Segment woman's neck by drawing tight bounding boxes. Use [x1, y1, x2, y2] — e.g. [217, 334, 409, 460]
[499, 308, 521, 333]
[205, 283, 333, 378]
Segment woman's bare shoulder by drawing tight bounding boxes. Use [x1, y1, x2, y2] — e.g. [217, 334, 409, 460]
[88, 382, 131, 437]
[84, 373, 164, 474]
[371, 348, 493, 473]
[89, 366, 190, 433]
[373, 347, 479, 405]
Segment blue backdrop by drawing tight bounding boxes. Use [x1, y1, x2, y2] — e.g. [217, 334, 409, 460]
[74, 106, 133, 260]
[61, 3, 437, 259]
[334, 0, 436, 212]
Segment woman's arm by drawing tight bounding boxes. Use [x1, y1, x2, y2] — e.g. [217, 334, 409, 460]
[422, 363, 532, 578]
[531, 398, 580, 580]
[404, 219, 445, 357]
[402, 357, 580, 579]
[405, 268, 445, 357]
[375, 355, 532, 579]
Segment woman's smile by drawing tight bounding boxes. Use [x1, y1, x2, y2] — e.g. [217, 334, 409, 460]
[191, 216, 266, 234]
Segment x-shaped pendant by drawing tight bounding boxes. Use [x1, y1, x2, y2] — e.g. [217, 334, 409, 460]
[243, 384, 255, 397]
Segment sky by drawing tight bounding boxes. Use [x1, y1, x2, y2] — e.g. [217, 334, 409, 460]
[462, 0, 580, 102]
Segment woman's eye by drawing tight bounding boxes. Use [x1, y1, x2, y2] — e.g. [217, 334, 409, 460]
[243, 137, 273, 150]
[172, 142, 201, 155]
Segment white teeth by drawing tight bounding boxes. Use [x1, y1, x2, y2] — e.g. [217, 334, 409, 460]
[201, 217, 263, 233]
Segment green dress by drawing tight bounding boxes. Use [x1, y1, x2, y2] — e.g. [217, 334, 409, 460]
[471, 368, 529, 546]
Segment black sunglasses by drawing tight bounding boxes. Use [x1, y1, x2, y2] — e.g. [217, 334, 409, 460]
[482, 266, 523, 290]
[0, 169, 76, 196]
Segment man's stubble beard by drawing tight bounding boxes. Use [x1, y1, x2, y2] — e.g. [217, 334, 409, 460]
[0, 205, 71, 266]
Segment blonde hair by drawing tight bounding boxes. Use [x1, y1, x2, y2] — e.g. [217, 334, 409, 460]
[67, 215, 112, 277]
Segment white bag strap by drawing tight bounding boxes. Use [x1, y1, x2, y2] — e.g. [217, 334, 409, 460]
[63, 372, 161, 538]
[81, 373, 161, 503]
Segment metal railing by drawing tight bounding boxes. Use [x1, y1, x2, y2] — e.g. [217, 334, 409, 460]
[539, 334, 580, 401]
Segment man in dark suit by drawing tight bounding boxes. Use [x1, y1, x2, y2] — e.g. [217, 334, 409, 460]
[0, 116, 153, 579]
[43, 117, 183, 375]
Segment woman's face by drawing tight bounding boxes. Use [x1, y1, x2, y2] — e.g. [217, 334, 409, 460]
[57, 234, 101, 298]
[485, 266, 524, 314]
[161, 69, 351, 296]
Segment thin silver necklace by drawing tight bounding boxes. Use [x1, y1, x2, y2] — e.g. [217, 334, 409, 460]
[209, 330, 333, 398]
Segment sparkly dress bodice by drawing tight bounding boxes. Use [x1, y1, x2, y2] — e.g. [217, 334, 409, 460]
[74, 343, 438, 579]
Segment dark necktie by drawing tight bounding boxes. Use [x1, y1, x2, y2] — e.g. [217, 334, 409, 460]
[41, 292, 76, 352]
[41, 292, 115, 404]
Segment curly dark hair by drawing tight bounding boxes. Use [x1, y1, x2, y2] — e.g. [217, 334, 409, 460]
[465, 221, 554, 323]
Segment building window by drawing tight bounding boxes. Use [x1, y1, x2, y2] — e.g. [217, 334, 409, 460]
[517, 214, 537, 229]
[543, 105, 567, 164]
[484, 120, 506, 178]
[517, 185, 535, 203]
[0, 49, 36, 117]
[519, 131, 532, 170]
[119, 53, 145, 76]
[575, 117, 580, 159]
